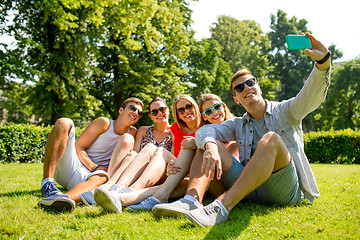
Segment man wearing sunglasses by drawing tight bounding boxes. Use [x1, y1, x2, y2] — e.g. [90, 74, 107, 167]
[38, 97, 143, 212]
[154, 33, 331, 226]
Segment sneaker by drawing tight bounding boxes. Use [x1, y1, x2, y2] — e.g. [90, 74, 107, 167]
[38, 194, 76, 212]
[185, 201, 228, 227]
[41, 181, 62, 198]
[79, 192, 96, 206]
[94, 187, 122, 213]
[152, 197, 203, 218]
[110, 184, 134, 194]
[126, 197, 162, 211]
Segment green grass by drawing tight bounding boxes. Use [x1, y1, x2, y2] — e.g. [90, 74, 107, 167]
[1, 163, 359, 239]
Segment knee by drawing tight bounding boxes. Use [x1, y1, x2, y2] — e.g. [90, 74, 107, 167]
[53, 118, 73, 134]
[261, 131, 282, 146]
[118, 133, 135, 149]
[143, 143, 157, 152]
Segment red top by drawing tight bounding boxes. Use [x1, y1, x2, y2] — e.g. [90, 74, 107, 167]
[170, 122, 196, 158]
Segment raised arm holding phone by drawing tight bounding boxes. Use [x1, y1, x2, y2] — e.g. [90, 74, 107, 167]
[152, 33, 331, 226]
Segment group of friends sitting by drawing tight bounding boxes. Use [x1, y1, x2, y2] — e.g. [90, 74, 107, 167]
[37, 33, 332, 227]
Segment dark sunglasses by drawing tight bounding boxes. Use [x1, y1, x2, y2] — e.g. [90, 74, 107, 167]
[128, 104, 143, 117]
[177, 104, 193, 115]
[233, 78, 256, 93]
[202, 102, 223, 117]
[150, 106, 167, 116]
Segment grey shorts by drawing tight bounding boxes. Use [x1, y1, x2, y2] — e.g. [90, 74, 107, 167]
[53, 122, 110, 190]
[221, 157, 301, 206]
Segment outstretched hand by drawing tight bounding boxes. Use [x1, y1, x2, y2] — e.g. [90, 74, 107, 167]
[302, 32, 331, 70]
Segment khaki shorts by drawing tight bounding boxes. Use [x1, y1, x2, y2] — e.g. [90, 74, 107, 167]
[221, 157, 301, 206]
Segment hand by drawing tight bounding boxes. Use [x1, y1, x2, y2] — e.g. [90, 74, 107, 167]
[181, 136, 197, 149]
[302, 32, 331, 70]
[201, 142, 223, 180]
[166, 159, 181, 175]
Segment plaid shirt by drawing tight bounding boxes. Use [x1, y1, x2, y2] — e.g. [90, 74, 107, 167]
[195, 65, 331, 203]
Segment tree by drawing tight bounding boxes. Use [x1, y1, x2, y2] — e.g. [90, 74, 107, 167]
[1, 0, 108, 124]
[209, 15, 277, 116]
[268, 9, 342, 131]
[182, 38, 232, 101]
[88, 0, 193, 120]
[318, 58, 360, 130]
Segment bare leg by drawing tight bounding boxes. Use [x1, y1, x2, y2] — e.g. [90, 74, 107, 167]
[115, 144, 157, 187]
[107, 133, 136, 177]
[129, 147, 175, 190]
[119, 185, 162, 206]
[151, 148, 196, 202]
[42, 118, 73, 179]
[217, 132, 291, 212]
[186, 142, 234, 202]
[101, 151, 137, 190]
[67, 174, 108, 203]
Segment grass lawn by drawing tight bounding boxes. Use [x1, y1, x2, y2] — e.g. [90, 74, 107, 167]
[0, 163, 359, 239]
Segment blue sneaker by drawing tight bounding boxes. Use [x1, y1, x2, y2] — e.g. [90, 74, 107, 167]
[127, 197, 163, 211]
[38, 194, 76, 212]
[79, 192, 96, 205]
[41, 181, 62, 198]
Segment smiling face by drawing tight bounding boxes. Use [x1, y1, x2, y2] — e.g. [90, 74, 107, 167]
[119, 102, 143, 125]
[232, 74, 263, 107]
[176, 99, 196, 124]
[201, 99, 225, 124]
[149, 100, 169, 124]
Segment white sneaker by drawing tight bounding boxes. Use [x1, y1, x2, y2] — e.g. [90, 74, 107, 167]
[185, 201, 228, 227]
[94, 187, 122, 213]
[152, 197, 203, 218]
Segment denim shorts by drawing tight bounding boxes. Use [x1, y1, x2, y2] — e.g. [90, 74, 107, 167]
[221, 157, 301, 206]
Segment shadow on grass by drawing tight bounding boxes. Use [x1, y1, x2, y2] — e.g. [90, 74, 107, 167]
[0, 189, 40, 197]
[193, 202, 282, 239]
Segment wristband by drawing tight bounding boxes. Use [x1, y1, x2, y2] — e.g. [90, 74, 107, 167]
[92, 165, 99, 172]
[316, 51, 331, 65]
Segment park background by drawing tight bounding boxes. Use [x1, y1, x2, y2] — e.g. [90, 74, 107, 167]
[0, 0, 360, 239]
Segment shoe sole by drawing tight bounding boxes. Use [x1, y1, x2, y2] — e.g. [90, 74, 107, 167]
[38, 198, 75, 212]
[152, 206, 188, 218]
[185, 212, 205, 227]
[94, 189, 121, 213]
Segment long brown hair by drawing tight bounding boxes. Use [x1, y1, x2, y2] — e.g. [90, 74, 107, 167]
[199, 94, 235, 125]
[172, 94, 202, 131]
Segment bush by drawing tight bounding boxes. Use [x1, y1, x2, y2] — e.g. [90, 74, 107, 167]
[304, 129, 360, 164]
[1, 123, 359, 164]
[0, 123, 84, 163]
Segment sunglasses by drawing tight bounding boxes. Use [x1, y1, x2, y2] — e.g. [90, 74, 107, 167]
[233, 78, 256, 93]
[128, 104, 143, 117]
[150, 106, 167, 116]
[177, 104, 193, 115]
[202, 102, 223, 117]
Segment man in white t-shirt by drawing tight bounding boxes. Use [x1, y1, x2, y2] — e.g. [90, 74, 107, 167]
[38, 98, 143, 212]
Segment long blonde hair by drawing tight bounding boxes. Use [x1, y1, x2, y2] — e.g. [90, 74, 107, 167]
[199, 94, 235, 125]
[172, 94, 202, 131]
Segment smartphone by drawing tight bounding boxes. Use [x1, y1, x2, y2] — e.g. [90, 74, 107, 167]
[285, 35, 311, 50]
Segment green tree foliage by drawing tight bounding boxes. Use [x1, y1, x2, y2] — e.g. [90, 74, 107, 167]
[209, 15, 277, 116]
[88, 0, 192, 120]
[183, 38, 232, 101]
[268, 10, 313, 101]
[1, 0, 107, 124]
[319, 58, 360, 130]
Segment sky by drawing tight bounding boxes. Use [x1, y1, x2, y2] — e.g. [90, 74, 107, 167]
[189, 0, 360, 62]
